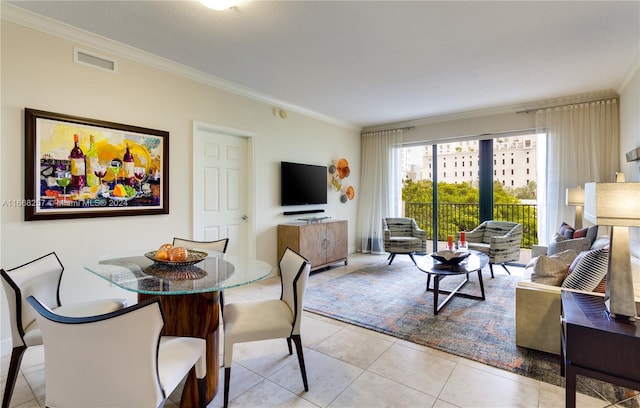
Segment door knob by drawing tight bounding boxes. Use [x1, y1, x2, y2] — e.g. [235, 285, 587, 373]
[241, 215, 248, 221]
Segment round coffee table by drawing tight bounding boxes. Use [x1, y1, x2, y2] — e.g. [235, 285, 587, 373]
[416, 251, 489, 314]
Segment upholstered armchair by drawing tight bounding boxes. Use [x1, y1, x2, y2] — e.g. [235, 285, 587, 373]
[464, 221, 523, 277]
[382, 217, 427, 265]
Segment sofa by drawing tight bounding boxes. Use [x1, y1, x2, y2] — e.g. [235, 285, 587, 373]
[515, 224, 640, 355]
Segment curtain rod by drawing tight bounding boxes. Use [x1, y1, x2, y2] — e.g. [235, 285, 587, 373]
[516, 96, 618, 114]
[362, 125, 415, 134]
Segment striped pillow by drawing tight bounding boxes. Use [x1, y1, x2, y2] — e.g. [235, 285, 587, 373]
[561, 248, 609, 291]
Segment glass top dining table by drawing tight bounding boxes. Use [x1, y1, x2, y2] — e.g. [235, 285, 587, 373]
[84, 252, 272, 295]
[84, 251, 273, 407]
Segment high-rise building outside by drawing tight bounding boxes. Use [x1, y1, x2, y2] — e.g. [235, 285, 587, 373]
[401, 135, 537, 189]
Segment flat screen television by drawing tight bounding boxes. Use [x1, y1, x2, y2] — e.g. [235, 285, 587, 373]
[280, 161, 328, 206]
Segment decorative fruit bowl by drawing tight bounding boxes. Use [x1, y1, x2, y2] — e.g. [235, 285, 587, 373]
[143, 263, 207, 280]
[144, 250, 208, 266]
[430, 250, 470, 265]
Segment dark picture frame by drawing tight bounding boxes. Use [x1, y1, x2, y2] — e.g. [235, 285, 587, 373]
[24, 108, 169, 221]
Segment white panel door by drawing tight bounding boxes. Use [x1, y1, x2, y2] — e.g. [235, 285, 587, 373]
[193, 122, 252, 257]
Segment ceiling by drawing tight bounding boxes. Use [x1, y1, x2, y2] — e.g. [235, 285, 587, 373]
[5, 1, 640, 129]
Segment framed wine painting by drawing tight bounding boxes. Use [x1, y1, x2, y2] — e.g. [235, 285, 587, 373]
[24, 108, 169, 221]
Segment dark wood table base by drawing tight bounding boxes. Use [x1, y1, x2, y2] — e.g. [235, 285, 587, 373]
[426, 270, 486, 314]
[139, 291, 220, 407]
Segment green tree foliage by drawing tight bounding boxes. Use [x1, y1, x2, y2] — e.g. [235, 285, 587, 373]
[402, 178, 432, 203]
[438, 182, 479, 203]
[403, 179, 538, 248]
[511, 180, 537, 200]
[492, 181, 520, 204]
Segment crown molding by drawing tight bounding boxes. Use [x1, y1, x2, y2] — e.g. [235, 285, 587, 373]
[1, 3, 360, 131]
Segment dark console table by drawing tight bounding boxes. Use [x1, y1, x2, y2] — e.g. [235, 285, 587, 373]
[560, 291, 640, 408]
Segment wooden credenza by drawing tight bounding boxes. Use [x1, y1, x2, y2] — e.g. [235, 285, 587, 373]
[278, 220, 348, 271]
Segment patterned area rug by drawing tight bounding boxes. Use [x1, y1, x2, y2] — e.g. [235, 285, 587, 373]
[304, 259, 638, 406]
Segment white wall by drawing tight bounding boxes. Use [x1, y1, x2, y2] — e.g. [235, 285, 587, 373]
[402, 111, 536, 145]
[365, 109, 537, 145]
[619, 62, 640, 247]
[619, 65, 640, 183]
[618, 62, 640, 300]
[1, 21, 360, 354]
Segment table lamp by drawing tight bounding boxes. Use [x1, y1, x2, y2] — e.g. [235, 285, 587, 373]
[566, 186, 585, 229]
[584, 179, 640, 320]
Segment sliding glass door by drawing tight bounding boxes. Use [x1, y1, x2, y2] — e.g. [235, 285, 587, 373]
[402, 134, 539, 258]
[403, 141, 480, 252]
[491, 136, 538, 250]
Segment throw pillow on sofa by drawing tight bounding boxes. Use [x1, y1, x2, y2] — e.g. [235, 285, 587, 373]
[547, 223, 598, 255]
[561, 247, 609, 291]
[528, 249, 578, 286]
[558, 222, 575, 238]
[548, 234, 592, 255]
[557, 222, 598, 243]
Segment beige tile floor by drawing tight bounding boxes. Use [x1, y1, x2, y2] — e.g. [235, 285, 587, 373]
[2, 253, 639, 408]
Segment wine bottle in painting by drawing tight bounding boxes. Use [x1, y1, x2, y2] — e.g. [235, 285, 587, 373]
[70, 134, 85, 192]
[85, 135, 99, 187]
[123, 143, 135, 187]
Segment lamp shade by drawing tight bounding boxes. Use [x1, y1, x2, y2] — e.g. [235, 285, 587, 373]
[565, 187, 584, 206]
[584, 182, 640, 227]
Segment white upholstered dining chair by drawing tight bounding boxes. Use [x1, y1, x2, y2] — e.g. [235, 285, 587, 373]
[173, 237, 229, 312]
[222, 247, 311, 408]
[26, 295, 208, 408]
[172, 237, 229, 255]
[0, 252, 127, 408]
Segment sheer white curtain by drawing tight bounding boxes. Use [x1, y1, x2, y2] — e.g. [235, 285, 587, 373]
[535, 99, 619, 244]
[357, 129, 402, 254]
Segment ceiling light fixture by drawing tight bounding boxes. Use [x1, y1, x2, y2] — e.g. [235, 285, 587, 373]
[200, 0, 240, 10]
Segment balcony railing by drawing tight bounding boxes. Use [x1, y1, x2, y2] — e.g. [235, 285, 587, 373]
[404, 202, 538, 249]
